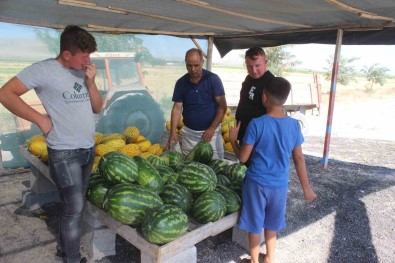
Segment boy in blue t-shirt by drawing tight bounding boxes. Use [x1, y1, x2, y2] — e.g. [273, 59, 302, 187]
[229, 77, 316, 263]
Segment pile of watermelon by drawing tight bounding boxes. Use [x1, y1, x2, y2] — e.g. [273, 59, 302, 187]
[86, 141, 246, 245]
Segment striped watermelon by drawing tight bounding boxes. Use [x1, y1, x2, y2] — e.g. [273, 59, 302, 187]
[192, 191, 226, 223]
[141, 204, 188, 245]
[160, 150, 183, 169]
[160, 184, 193, 213]
[147, 155, 168, 167]
[132, 156, 164, 193]
[103, 183, 163, 225]
[156, 165, 179, 185]
[216, 174, 231, 187]
[225, 163, 247, 183]
[178, 162, 217, 194]
[99, 151, 138, 185]
[174, 161, 193, 172]
[185, 141, 213, 164]
[216, 185, 241, 213]
[208, 159, 229, 175]
[86, 181, 110, 208]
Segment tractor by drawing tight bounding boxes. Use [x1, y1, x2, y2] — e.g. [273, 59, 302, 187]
[0, 52, 165, 168]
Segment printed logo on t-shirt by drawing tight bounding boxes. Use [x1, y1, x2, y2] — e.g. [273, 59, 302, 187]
[62, 82, 90, 104]
[73, 82, 83, 92]
[249, 86, 256, 100]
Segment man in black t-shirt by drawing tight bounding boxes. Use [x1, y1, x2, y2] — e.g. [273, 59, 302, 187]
[235, 47, 275, 165]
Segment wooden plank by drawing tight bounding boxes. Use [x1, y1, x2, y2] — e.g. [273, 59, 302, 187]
[86, 201, 239, 262]
[19, 145, 53, 182]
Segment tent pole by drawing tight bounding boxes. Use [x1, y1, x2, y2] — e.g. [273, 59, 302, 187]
[206, 36, 214, 71]
[322, 29, 343, 168]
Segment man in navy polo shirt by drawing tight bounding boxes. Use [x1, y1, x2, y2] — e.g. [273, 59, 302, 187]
[167, 48, 227, 159]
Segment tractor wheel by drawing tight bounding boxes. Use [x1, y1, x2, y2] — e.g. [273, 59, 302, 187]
[97, 94, 165, 143]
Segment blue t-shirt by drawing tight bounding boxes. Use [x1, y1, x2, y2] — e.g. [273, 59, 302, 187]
[172, 69, 225, 131]
[243, 115, 304, 188]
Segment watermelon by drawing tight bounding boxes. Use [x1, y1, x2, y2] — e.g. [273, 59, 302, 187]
[192, 191, 227, 223]
[174, 161, 193, 172]
[89, 170, 105, 186]
[185, 141, 213, 164]
[208, 159, 228, 175]
[99, 151, 138, 185]
[225, 163, 247, 183]
[141, 204, 188, 245]
[178, 162, 217, 194]
[86, 182, 110, 208]
[160, 184, 193, 213]
[103, 183, 163, 225]
[216, 174, 231, 187]
[216, 185, 241, 213]
[160, 150, 183, 169]
[156, 165, 179, 185]
[147, 155, 168, 167]
[132, 156, 164, 193]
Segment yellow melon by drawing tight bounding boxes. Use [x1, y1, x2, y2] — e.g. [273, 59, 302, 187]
[95, 143, 117, 157]
[28, 140, 47, 157]
[165, 121, 171, 131]
[101, 133, 124, 144]
[118, 143, 141, 157]
[226, 107, 232, 116]
[136, 140, 152, 152]
[94, 132, 103, 145]
[224, 142, 234, 152]
[222, 130, 230, 142]
[221, 119, 235, 134]
[135, 135, 146, 143]
[123, 126, 140, 143]
[105, 138, 126, 149]
[148, 143, 163, 156]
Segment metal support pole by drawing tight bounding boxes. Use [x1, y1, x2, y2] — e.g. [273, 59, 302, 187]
[322, 29, 343, 168]
[206, 36, 214, 71]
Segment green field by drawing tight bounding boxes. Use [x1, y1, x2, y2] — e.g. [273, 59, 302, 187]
[1, 57, 394, 135]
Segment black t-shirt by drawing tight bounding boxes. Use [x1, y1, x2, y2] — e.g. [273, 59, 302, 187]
[235, 70, 275, 141]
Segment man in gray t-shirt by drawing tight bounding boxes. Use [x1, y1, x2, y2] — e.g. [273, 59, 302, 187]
[0, 25, 102, 263]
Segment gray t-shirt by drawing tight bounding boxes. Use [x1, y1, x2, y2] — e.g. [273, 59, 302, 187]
[17, 59, 95, 150]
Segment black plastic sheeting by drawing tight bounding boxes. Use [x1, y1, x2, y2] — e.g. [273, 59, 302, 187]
[215, 27, 395, 57]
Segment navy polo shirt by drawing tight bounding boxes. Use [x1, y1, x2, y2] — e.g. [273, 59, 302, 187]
[172, 69, 225, 131]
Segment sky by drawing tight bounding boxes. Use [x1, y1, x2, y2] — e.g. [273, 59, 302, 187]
[1, 22, 394, 74]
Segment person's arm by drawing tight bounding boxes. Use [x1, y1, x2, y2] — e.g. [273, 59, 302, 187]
[0, 77, 52, 135]
[202, 95, 227, 141]
[167, 102, 182, 150]
[292, 145, 317, 202]
[84, 63, 103, 113]
[229, 120, 253, 163]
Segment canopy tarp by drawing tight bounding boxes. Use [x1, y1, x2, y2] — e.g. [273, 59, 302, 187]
[0, 0, 394, 55]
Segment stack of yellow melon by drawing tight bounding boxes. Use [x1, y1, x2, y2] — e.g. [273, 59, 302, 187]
[221, 108, 236, 153]
[164, 108, 237, 153]
[27, 135, 48, 163]
[93, 126, 164, 172]
[165, 117, 184, 136]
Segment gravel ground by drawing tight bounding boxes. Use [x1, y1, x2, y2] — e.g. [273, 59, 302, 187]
[0, 135, 394, 263]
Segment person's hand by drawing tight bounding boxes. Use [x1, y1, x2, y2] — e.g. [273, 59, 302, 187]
[38, 114, 53, 137]
[229, 121, 240, 142]
[84, 63, 96, 84]
[166, 133, 179, 150]
[202, 127, 215, 142]
[303, 186, 317, 202]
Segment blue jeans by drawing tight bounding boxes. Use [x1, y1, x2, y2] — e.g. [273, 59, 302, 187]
[48, 147, 94, 263]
